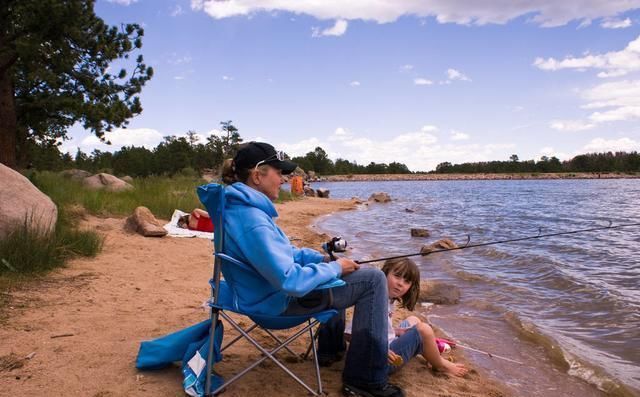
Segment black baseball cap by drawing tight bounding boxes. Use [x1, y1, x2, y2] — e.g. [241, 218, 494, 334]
[233, 142, 297, 175]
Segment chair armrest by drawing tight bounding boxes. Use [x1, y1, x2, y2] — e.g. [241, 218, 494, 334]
[314, 278, 345, 290]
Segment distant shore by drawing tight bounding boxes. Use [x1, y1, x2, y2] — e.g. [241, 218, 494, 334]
[319, 172, 640, 182]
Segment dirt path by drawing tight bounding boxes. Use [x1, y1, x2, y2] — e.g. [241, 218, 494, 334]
[0, 197, 508, 397]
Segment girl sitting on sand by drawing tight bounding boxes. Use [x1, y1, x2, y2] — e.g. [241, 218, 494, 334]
[345, 258, 469, 377]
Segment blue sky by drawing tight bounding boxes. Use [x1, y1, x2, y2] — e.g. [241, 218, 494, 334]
[65, 0, 640, 171]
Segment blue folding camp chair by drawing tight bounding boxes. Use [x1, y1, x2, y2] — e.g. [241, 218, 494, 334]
[197, 183, 345, 396]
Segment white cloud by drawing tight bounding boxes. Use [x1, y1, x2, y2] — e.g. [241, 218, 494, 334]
[582, 137, 640, 152]
[279, 125, 516, 171]
[170, 5, 185, 17]
[350, 81, 361, 87]
[222, 75, 234, 81]
[447, 68, 471, 81]
[400, 64, 414, 71]
[538, 147, 572, 160]
[450, 130, 470, 140]
[601, 17, 632, 28]
[107, 0, 138, 5]
[174, 76, 185, 80]
[583, 80, 640, 122]
[549, 119, 596, 131]
[312, 19, 348, 37]
[534, 34, 640, 78]
[548, 80, 640, 129]
[414, 78, 433, 85]
[61, 128, 164, 154]
[190, 0, 640, 28]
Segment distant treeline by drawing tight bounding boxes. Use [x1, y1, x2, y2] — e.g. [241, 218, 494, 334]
[433, 152, 640, 174]
[27, 122, 640, 176]
[27, 122, 411, 177]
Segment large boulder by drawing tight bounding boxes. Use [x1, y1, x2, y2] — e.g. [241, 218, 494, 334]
[125, 206, 167, 237]
[60, 169, 92, 181]
[0, 165, 58, 239]
[368, 192, 391, 203]
[419, 280, 461, 305]
[83, 173, 133, 192]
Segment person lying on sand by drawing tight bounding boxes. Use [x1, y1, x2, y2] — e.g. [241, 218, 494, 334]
[177, 208, 214, 232]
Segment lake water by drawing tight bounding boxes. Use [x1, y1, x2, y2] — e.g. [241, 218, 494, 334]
[310, 179, 640, 397]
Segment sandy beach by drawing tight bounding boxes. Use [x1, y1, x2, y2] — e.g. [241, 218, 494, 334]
[0, 197, 509, 397]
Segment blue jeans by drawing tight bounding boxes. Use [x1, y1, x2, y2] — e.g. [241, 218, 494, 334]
[388, 326, 422, 374]
[284, 268, 389, 388]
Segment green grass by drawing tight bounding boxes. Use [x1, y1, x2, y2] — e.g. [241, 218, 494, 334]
[30, 172, 208, 219]
[1, 171, 297, 278]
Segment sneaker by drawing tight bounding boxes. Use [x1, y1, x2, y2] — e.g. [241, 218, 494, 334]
[318, 352, 344, 367]
[342, 382, 405, 397]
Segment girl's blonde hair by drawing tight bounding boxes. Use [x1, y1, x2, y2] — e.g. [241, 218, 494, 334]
[381, 258, 421, 311]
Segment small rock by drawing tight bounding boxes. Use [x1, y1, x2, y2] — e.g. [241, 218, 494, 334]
[303, 186, 316, 197]
[404, 208, 415, 213]
[368, 192, 391, 203]
[316, 188, 330, 198]
[419, 280, 461, 305]
[125, 206, 167, 237]
[410, 228, 430, 238]
[421, 238, 459, 255]
[120, 175, 134, 183]
[351, 197, 364, 204]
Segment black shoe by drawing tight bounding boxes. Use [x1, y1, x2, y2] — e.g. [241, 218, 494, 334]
[318, 352, 344, 367]
[342, 382, 405, 397]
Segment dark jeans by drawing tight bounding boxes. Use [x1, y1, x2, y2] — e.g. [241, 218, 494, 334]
[284, 267, 389, 388]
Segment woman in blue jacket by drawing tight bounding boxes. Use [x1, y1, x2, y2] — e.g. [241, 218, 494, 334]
[220, 142, 405, 397]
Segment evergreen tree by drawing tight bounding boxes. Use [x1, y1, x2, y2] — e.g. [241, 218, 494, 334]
[0, 0, 153, 168]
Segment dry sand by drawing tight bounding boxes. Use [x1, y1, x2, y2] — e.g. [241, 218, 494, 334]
[0, 197, 509, 397]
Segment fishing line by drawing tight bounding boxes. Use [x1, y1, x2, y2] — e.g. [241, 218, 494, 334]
[355, 221, 640, 264]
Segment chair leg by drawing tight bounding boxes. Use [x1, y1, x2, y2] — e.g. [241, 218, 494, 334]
[308, 319, 323, 395]
[302, 324, 320, 360]
[215, 312, 321, 396]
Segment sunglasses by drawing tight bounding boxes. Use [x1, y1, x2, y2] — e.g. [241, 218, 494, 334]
[253, 150, 285, 171]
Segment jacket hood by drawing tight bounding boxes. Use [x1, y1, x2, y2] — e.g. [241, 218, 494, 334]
[225, 182, 278, 218]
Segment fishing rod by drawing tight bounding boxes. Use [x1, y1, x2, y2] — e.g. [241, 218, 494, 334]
[353, 221, 640, 265]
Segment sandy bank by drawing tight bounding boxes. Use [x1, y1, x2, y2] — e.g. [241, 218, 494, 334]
[0, 197, 508, 397]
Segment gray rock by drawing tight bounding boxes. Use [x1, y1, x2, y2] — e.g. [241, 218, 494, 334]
[61, 169, 91, 181]
[410, 228, 430, 237]
[368, 192, 391, 203]
[120, 175, 134, 183]
[0, 165, 58, 239]
[419, 280, 461, 305]
[83, 173, 133, 192]
[304, 186, 316, 197]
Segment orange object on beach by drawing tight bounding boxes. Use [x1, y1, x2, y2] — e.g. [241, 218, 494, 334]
[290, 175, 304, 196]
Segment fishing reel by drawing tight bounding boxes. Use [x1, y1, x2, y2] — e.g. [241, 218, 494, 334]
[322, 236, 348, 260]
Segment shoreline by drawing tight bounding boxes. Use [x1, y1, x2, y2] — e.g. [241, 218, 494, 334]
[0, 197, 509, 397]
[318, 172, 639, 182]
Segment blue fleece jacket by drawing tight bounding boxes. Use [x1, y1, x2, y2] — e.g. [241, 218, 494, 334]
[221, 182, 342, 316]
